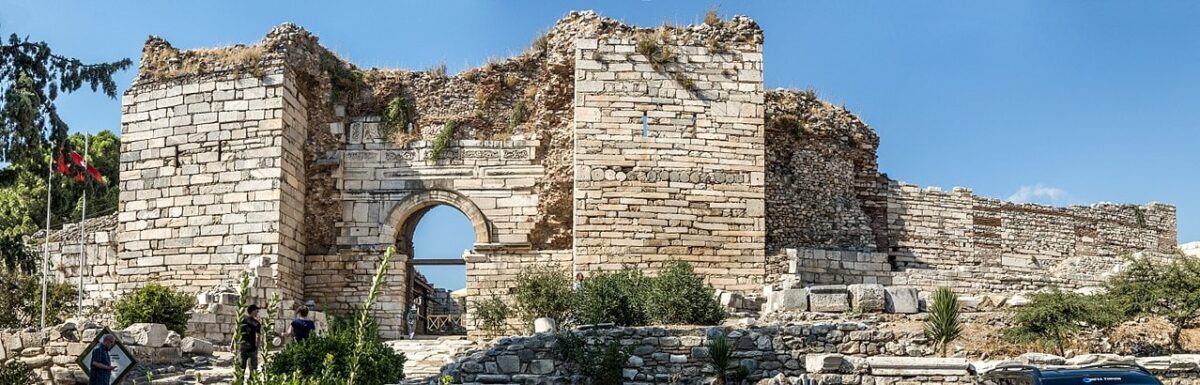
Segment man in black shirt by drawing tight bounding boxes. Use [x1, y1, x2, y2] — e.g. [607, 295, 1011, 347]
[237, 304, 263, 376]
[88, 334, 117, 385]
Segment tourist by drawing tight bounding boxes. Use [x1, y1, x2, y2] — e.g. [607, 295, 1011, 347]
[405, 304, 418, 339]
[283, 307, 316, 342]
[236, 304, 263, 378]
[88, 334, 117, 385]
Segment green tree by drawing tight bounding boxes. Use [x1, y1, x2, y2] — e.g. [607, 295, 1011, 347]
[1, 28, 131, 166]
[0, 269, 76, 328]
[925, 287, 963, 356]
[1107, 254, 1200, 352]
[0, 184, 37, 271]
[1003, 289, 1120, 356]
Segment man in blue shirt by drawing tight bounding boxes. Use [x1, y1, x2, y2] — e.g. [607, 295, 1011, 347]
[283, 307, 316, 342]
[88, 335, 117, 385]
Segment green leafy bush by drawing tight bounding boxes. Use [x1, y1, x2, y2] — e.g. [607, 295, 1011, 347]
[427, 120, 458, 161]
[573, 269, 649, 326]
[0, 359, 36, 385]
[1003, 289, 1119, 356]
[383, 96, 410, 137]
[555, 331, 631, 385]
[925, 287, 963, 357]
[268, 320, 405, 385]
[644, 261, 725, 325]
[475, 294, 511, 338]
[513, 265, 573, 327]
[1107, 254, 1200, 352]
[113, 283, 196, 334]
[0, 270, 76, 328]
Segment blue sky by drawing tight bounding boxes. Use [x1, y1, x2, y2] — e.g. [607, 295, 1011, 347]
[5, 1, 1197, 290]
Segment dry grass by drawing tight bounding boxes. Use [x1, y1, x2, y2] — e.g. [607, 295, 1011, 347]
[704, 7, 721, 26]
[144, 45, 266, 81]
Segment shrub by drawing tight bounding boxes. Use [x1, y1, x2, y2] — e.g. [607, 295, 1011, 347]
[0, 270, 76, 328]
[508, 100, 526, 130]
[475, 294, 511, 338]
[113, 283, 196, 334]
[704, 7, 721, 26]
[0, 360, 36, 385]
[513, 265, 573, 327]
[705, 335, 747, 385]
[573, 269, 649, 326]
[268, 321, 405, 385]
[1003, 289, 1120, 356]
[555, 331, 631, 385]
[1107, 254, 1200, 352]
[644, 261, 725, 325]
[925, 287, 963, 356]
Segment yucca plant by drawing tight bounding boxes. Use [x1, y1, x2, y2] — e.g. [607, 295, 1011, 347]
[925, 287, 963, 357]
[705, 334, 736, 385]
[347, 246, 395, 385]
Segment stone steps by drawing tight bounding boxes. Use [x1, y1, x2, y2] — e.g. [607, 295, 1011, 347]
[384, 337, 479, 385]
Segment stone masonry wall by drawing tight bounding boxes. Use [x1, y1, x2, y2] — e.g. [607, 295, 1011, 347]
[886, 181, 1178, 293]
[572, 25, 767, 292]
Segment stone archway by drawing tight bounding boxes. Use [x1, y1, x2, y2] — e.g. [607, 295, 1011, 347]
[382, 190, 492, 336]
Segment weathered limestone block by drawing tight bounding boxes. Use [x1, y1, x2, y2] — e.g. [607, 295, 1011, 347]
[866, 356, 970, 376]
[125, 323, 169, 347]
[884, 286, 919, 314]
[181, 337, 214, 355]
[1018, 352, 1065, 366]
[769, 288, 809, 312]
[848, 284, 885, 312]
[533, 318, 557, 334]
[806, 354, 846, 373]
[808, 285, 849, 312]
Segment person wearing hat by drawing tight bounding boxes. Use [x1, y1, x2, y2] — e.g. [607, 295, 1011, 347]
[236, 304, 264, 376]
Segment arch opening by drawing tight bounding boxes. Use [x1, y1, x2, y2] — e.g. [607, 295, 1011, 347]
[397, 204, 475, 336]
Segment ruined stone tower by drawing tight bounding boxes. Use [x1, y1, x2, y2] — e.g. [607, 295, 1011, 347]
[95, 11, 1177, 337]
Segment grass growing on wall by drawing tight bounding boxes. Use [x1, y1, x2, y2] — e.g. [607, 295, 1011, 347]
[428, 120, 459, 161]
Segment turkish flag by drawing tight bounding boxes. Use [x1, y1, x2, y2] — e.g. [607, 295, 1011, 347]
[56, 151, 68, 174]
[86, 164, 104, 183]
[68, 151, 84, 166]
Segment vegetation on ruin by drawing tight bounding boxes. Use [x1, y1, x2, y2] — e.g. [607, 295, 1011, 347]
[0, 29, 130, 166]
[143, 43, 268, 81]
[383, 96, 411, 138]
[571, 262, 727, 327]
[0, 269, 75, 328]
[427, 119, 459, 161]
[0, 360, 35, 385]
[113, 282, 197, 335]
[509, 99, 527, 131]
[475, 294, 512, 338]
[705, 334, 749, 385]
[512, 265, 574, 328]
[704, 7, 722, 27]
[555, 331, 632, 385]
[1003, 289, 1120, 356]
[1106, 254, 1200, 352]
[635, 31, 700, 93]
[321, 51, 366, 105]
[253, 247, 406, 385]
[925, 287, 963, 356]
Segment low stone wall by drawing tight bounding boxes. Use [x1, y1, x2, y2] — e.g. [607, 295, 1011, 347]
[442, 325, 1200, 385]
[0, 320, 212, 385]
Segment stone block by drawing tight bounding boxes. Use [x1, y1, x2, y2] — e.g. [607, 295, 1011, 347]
[182, 337, 214, 355]
[533, 318, 557, 334]
[884, 286, 919, 314]
[125, 323, 169, 347]
[848, 284, 885, 312]
[769, 288, 808, 312]
[529, 359, 554, 375]
[805, 354, 845, 373]
[496, 355, 520, 374]
[866, 356, 970, 376]
[807, 285, 849, 312]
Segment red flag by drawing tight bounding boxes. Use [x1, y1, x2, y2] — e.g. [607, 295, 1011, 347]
[74, 173, 85, 183]
[86, 164, 104, 183]
[68, 151, 84, 166]
[56, 151, 68, 174]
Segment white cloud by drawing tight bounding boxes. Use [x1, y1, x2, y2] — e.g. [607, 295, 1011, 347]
[1007, 184, 1071, 206]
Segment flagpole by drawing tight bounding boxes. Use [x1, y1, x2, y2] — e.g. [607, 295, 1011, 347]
[78, 134, 87, 317]
[42, 147, 52, 329]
